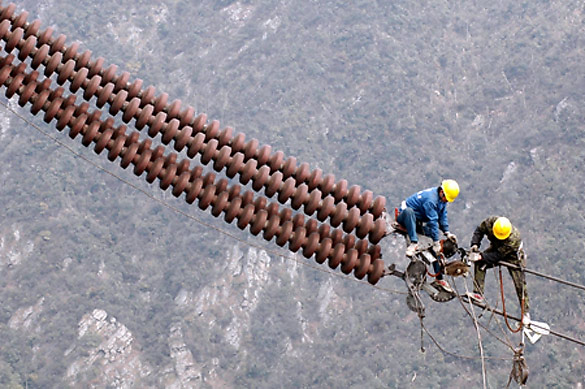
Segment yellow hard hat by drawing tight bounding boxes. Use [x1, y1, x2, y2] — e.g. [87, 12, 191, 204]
[441, 179, 460, 202]
[493, 217, 512, 240]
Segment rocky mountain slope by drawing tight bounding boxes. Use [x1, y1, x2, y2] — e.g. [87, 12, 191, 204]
[1, 0, 584, 387]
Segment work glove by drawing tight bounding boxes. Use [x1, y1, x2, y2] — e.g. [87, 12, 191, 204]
[470, 245, 479, 252]
[469, 252, 482, 262]
[432, 241, 442, 254]
[445, 232, 457, 244]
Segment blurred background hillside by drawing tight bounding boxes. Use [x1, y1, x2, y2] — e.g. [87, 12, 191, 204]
[1, 0, 584, 387]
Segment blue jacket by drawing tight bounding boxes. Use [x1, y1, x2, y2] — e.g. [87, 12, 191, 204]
[404, 187, 449, 241]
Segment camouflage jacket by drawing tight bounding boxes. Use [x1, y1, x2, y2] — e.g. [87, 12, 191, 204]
[470, 216, 522, 262]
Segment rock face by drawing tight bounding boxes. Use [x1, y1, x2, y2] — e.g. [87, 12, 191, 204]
[8, 297, 44, 330]
[66, 309, 152, 388]
[167, 324, 202, 388]
[0, 226, 34, 269]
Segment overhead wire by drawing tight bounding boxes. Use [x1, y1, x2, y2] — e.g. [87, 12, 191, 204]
[499, 260, 585, 292]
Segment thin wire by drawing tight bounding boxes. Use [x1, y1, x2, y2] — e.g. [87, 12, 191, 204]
[420, 320, 513, 361]
[453, 276, 516, 351]
[462, 279, 488, 389]
[0, 100, 407, 296]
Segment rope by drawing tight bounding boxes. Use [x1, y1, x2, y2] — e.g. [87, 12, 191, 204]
[462, 280, 488, 389]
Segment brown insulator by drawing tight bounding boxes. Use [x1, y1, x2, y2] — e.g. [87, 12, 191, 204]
[256, 144, 271, 166]
[371, 196, 386, 218]
[84, 75, 102, 100]
[250, 209, 268, 236]
[317, 195, 335, 222]
[369, 218, 386, 245]
[358, 190, 373, 214]
[268, 150, 284, 173]
[292, 213, 305, 230]
[224, 196, 242, 223]
[330, 202, 347, 228]
[70, 67, 89, 93]
[236, 203, 255, 230]
[94, 128, 113, 154]
[175, 125, 193, 152]
[355, 254, 371, 280]
[329, 243, 345, 269]
[226, 152, 244, 178]
[179, 106, 195, 128]
[320, 173, 335, 195]
[304, 189, 321, 216]
[216, 178, 228, 194]
[5, 27, 23, 52]
[239, 158, 258, 185]
[88, 57, 104, 78]
[18, 35, 36, 61]
[218, 126, 233, 147]
[252, 165, 270, 192]
[31, 44, 49, 69]
[315, 237, 332, 264]
[96, 83, 114, 108]
[172, 171, 191, 197]
[282, 156, 297, 178]
[200, 138, 218, 165]
[289, 226, 306, 252]
[341, 248, 358, 274]
[159, 164, 177, 190]
[295, 162, 310, 185]
[213, 145, 231, 171]
[243, 138, 258, 160]
[187, 132, 206, 159]
[122, 97, 140, 122]
[275, 221, 293, 247]
[333, 179, 348, 202]
[211, 190, 229, 216]
[263, 214, 280, 241]
[345, 185, 362, 208]
[291, 183, 308, 210]
[231, 131, 245, 152]
[278, 177, 296, 204]
[367, 259, 385, 285]
[302, 232, 320, 259]
[265, 171, 283, 198]
[307, 168, 322, 191]
[192, 113, 206, 132]
[13, 10, 29, 29]
[343, 207, 360, 233]
[198, 184, 216, 210]
[356, 213, 374, 239]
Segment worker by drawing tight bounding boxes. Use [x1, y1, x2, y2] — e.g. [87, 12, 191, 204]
[466, 216, 530, 324]
[395, 179, 460, 291]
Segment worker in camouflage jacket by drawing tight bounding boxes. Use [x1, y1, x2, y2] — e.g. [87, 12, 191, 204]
[467, 216, 530, 323]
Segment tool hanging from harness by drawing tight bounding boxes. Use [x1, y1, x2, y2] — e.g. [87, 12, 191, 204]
[507, 343, 529, 387]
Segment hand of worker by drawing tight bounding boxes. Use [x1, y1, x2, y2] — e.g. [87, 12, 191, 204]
[469, 252, 482, 262]
[445, 232, 457, 244]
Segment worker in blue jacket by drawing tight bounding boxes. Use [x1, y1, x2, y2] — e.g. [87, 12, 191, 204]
[396, 180, 460, 291]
